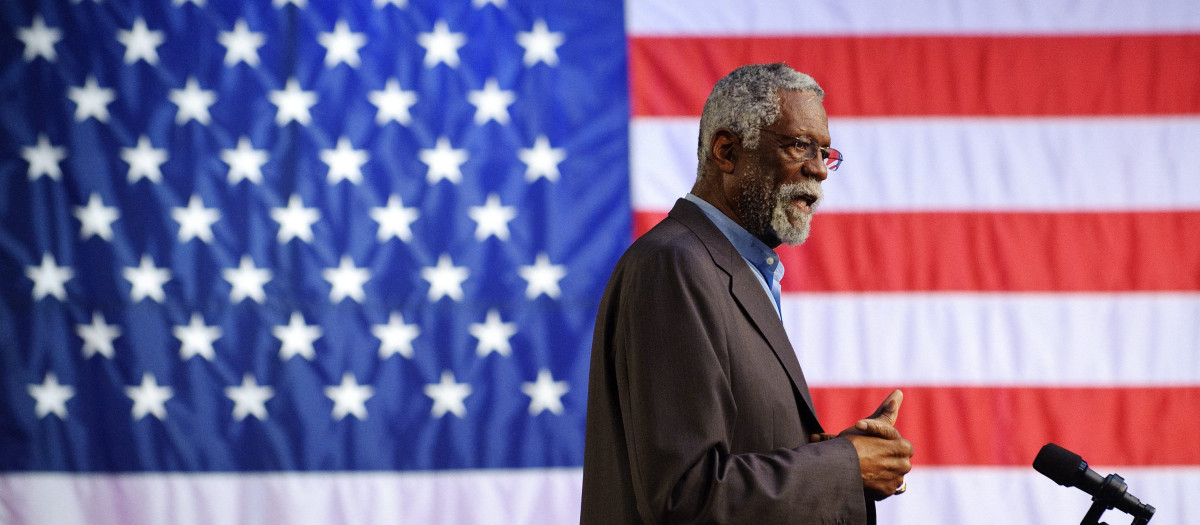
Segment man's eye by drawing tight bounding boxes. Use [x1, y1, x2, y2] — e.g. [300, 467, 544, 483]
[788, 141, 813, 154]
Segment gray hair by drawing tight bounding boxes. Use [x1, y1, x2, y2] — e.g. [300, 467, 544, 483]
[696, 63, 824, 178]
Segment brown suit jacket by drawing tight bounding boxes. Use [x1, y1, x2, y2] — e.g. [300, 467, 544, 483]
[581, 198, 872, 524]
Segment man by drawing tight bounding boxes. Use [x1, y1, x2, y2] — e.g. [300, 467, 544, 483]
[581, 63, 913, 524]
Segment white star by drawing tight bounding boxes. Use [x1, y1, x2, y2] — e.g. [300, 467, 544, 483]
[121, 135, 168, 184]
[123, 254, 171, 303]
[370, 195, 419, 242]
[421, 254, 469, 302]
[519, 252, 567, 299]
[17, 15, 61, 62]
[419, 137, 467, 184]
[269, 78, 317, 126]
[424, 370, 471, 418]
[416, 20, 465, 68]
[67, 76, 116, 123]
[28, 372, 75, 419]
[468, 193, 516, 241]
[469, 309, 517, 357]
[22, 134, 66, 181]
[273, 312, 322, 360]
[368, 79, 417, 125]
[325, 373, 375, 421]
[173, 313, 221, 361]
[223, 255, 272, 304]
[169, 77, 216, 125]
[318, 20, 366, 68]
[323, 255, 370, 303]
[77, 311, 121, 359]
[26, 253, 73, 301]
[171, 194, 220, 243]
[74, 193, 119, 241]
[126, 373, 173, 421]
[218, 19, 264, 67]
[320, 137, 369, 184]
[221, 136, 268, 185]
[521, 368, 569, 416]
[372, 312, 420, 359]
[274, 0, 306, 7]
[225, 374, 274, 421]
[116, 17, 164, 65]
[374, 0, 406, 8]
[473, 0, 505, 7]
[467, 78, 516, 125]
[174, 0, 205, 6]
[271, 194, 320, 243]
[516, 19, 564, 67]
[519, 135, 566, 182]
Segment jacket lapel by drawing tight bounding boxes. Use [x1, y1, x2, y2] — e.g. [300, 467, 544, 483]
[668, 199, 822, 431]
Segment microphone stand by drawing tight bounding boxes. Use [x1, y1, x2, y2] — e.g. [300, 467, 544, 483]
[1079, 473, 1154, 525]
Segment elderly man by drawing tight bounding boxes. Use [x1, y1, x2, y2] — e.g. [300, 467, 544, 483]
[581, 63, 913, 524]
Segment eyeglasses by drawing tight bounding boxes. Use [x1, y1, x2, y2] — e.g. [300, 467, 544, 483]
[756, 128, 843, 171]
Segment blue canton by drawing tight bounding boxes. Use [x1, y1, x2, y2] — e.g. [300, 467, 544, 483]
[1, 0, 629, 472]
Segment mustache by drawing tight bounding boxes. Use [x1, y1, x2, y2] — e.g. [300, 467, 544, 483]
[776, 180, 823, 209]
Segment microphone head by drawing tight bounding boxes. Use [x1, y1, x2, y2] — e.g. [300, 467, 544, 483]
[1033, 443, 1086, 487]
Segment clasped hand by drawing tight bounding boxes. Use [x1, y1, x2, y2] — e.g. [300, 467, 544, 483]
[810, 389, 914, 500]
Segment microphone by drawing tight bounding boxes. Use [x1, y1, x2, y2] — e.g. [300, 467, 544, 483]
[1033, 443, 1155, 523]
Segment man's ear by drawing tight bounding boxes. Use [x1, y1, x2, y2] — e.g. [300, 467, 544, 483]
[710, 129, 739, 174]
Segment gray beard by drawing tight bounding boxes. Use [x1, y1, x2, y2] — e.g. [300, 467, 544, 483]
[734, 165, 821, 246]
[771, 180, 820, 245]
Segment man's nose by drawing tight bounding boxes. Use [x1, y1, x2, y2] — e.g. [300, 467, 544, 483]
[805, 158, 828, 182]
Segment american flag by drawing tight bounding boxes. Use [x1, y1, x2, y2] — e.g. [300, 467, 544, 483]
[5, 0, 1200, 524]
[3, 0, 624, 523]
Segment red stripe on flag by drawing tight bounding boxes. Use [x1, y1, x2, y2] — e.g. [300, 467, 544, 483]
[633, 210, 1200, 291]
[630, 34, 1200, 117]
[632, 211, 667, 240]
[811, 385, 1200, 467]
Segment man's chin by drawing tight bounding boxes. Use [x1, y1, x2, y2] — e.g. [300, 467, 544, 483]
[772, 215, 812, 246]
[777, 230, 810, 246]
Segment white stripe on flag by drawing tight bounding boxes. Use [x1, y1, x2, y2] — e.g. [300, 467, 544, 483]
[0, 470, 584, 525]
[783, 293, 1200, 386]
[5, 468, 1197, 525]
[877, 467, 1200, 525]
[631, 117, 1200, 212]
[627, 0, 1200, 35]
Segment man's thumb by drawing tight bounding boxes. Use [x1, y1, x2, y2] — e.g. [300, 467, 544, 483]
[867, 389, 904, 426]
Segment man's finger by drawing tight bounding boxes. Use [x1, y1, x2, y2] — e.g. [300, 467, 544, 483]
[853, 419, 901, 440]
[866, 389, 904, 426]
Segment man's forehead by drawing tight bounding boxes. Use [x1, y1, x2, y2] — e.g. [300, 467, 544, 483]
[776, 90, 825, 117]
[774, 90, 829, 138]
[780, 88, 822, 104]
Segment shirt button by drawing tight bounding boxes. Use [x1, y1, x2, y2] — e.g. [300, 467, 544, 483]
[765, 257, 775, 265]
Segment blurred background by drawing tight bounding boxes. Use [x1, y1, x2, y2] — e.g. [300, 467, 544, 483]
[2, 0, 1198, 523]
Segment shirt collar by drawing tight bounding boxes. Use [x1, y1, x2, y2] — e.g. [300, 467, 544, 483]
[684, 194, 784, 280]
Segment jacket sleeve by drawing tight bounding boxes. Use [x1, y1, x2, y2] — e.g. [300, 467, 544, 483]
[610, 241, 870, 524]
